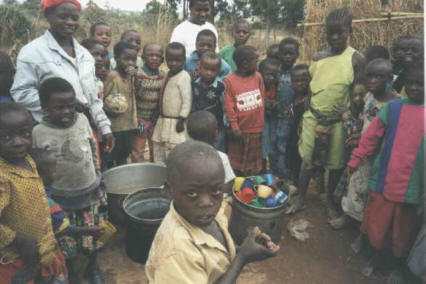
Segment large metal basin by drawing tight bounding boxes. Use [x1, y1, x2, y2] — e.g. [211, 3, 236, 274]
[103, 163, 166, 224]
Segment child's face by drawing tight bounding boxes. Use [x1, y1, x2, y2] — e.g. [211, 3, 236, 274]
[116, 48, 137, 74]
[122, 31, 141, 53]
[171, 159, 224, 227]
[241, 52, 259, 76]
[89, 43, 107, 68]
[391, 40, 407, 63]
[351, 84, 366, 109]
[402, 39, 423, 66]
[93, 25, 112, 48]
[291, 69, 311, 95]
[196, 35, 215, 57]
[142, 44, 163, 71]
[0, 111, 32, 163]
[326, 24, 350, 53]
[0, 60, 14, 93]
[405, 72, 424, 104]
[45, 91, 77, 128]
[279, 44, 298, 69]
[267, 46, 279, 59]
[190, 1, 211, 25]
[96, 64, 108, 81]
[38, 154, 57, 187]
[261, 64, 279, 88]
[233, 23, 250, 46]
[365, 64, 392, 95]
[199, 58, 220, 84]
[166, 49, 185, 75]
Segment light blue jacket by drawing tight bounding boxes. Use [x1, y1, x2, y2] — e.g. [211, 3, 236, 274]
[11, 30, 111, 134]
[184, 51, 232, 81]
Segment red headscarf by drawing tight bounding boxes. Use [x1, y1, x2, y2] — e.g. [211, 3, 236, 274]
[40, 0, 82, 12]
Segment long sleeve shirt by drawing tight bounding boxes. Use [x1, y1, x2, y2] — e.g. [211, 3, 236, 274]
[348, 98, 425, 204]
[11, 30, 111, 135]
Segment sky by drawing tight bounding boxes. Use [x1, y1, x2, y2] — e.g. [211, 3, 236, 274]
[79, 0, 164, 11]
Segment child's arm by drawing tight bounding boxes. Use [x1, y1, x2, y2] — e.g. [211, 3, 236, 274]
[348, 115, 386, 173]
[176, 73, 192, 133]
[0, 180, 39, 265]
[351, 51, 366, 96]
[224, 79, 242, 138]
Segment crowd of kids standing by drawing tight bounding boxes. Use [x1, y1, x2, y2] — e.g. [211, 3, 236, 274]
[0, 0, 424, 283]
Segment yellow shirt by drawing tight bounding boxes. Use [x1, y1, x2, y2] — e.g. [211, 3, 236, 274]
[0, 156, 57, 266]
[146, 202, 236, 284]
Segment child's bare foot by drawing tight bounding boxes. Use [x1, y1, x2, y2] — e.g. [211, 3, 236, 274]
[326, 205, 339, 220]
[285, 195, 305, 214]
[328, 215, 349, 230]
[361, 253, 381, 277]
[350, 234, 363, 254]
[387, 268, 405, 284]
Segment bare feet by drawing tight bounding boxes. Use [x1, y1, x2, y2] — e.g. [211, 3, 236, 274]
[387, 268, 405, 284]
[351, 234, 363, 254]
[328, 215, 349, 230]
[285, 195, 306, 215]
[361, 253, 381, 277]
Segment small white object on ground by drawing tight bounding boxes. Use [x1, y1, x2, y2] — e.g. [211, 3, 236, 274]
[287, 218, 312, 242]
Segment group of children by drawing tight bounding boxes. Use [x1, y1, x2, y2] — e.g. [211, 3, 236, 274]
[0, 0, 424, 283]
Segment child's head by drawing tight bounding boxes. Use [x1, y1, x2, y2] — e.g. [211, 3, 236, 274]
[266, 43, 279, 60]
[290, 64, 311, 96]
[31, 148, 57, 187]
[278, 37, 299, 70]
[166, 42, 186, 75]
[189, 0, 211, 25]
[402, 37, 423, 67]
[363, 45, 390, 63]
[232, 19, 250, 46]
[167, 140, 224, 227]
[325, 8, 352, 53]
[81, 38, 106, 68]
[233, 45, 259, 76]
[187, 110, 217, 145]
[391, 36, 411, 64]
[89, 22, 111, 49]
[364, 58, 393, 97]
[259, 58, 280, 89]
[199, 51, 221, 84]
[405, 64, 424, 104]
[0, 51, 15, 95]
[196, 29, 216, 57]
[121, 29, 141, 53]
[39, 77, 77, 128]
[0, 102, 33, 163]
[142, 43, 163, 72]
[114, 41, 138, 74]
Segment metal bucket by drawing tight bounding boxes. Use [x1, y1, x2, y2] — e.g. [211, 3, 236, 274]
[122, 187, 171, 264]
[103, 163, 166, 224]
[229, 190, 287, 245]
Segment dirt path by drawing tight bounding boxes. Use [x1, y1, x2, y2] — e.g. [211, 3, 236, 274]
[98, 195, 386, 284]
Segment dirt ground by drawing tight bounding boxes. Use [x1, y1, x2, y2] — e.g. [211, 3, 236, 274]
[98, 189, 391, 284]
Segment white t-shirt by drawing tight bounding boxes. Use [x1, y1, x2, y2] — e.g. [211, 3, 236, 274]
[170, 20, 219, 58]
[217, 151, 236, 184]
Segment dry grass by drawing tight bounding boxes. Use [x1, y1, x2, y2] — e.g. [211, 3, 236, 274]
[299, 0, 424, 61]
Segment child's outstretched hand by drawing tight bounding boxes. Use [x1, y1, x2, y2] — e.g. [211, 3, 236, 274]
[240, 227, 279, 264]
[176, 118, 185, 133]
[12, 233, 39, 266]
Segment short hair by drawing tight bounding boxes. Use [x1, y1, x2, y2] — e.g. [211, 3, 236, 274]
[196, 29, 217, 46]
[166, 140, 222, 186]
[113, 41, 138, 57]
[121, 29, 139, 40]
[81, 38, 104, 51]
[166, 42, 186, 58]
[266, 43, 279, 59]
[233, 45, 258, 68]
[258, 57, 280, 74]
[89, 22, 110, 36]
[392, 36, 412, 49]
[325, 8, 353, 31]
[30, 148, 55, 168]
[200, 51, 221, 68]
[291, 64, 310, 76]
[189, 0, 209, 9]
[279, 37, 300, 54]
[0, 51, 14, 72]
[233, 19, 250, 30]
[187, 111, 217, 144]
[363, 45, 390, 62]
[39, 77, 75, 107]
[366, 58, 393, 75]
[0, 102, 30, 126]
[142, 43, 163, 55]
